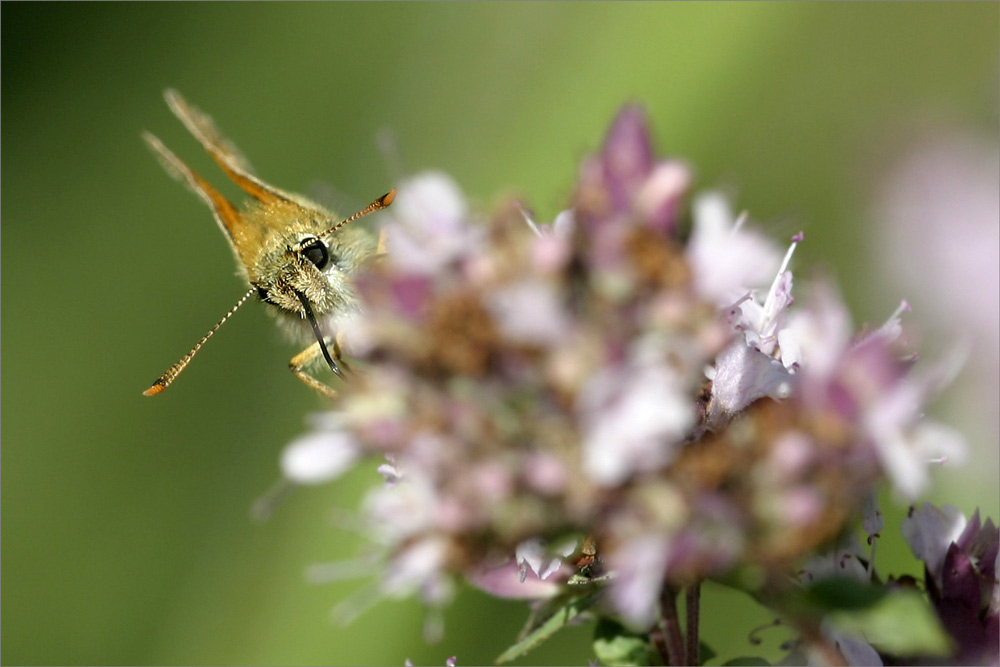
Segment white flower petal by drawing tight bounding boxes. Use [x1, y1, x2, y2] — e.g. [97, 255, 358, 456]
[607, 535, 669, 628]
[281, 431, 359, 485]
[383, 172, 478, 274]
[485, 280, 570, 346]
[580, 362, 693, 485]
[515, 537, 576, 581]
[381, 536, 450, 602]
[687, 192, 781, 304]
[708, 340, 794, 428]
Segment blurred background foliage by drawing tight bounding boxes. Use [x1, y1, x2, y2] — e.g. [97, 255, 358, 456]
[2, 3, 996, 665]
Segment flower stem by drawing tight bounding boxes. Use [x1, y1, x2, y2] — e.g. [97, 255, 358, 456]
[685, 583, 701, 665]
[657, 585, 685, 665]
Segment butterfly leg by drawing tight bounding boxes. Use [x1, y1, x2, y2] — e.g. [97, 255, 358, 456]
[289, 339, 344, 399]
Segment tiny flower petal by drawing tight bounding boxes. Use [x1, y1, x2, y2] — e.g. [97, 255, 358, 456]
[281, 430, 359, 485]
[606, 535, 669, 628]
[821, 619, 884, 667]
[707, 339, 794, 428]
[383, 172, 479, 275]
[382, 536, 453, 606]
[466, 556, 564, 600]
[687, 192, 781, 304]
[601, 105, 655, 212]
[580, 360, 693, 485]
[485, 280, 570, 346]
[636, 160, 691, 233]
[515, 537, 576, 581]
[902, 502, 967, 578]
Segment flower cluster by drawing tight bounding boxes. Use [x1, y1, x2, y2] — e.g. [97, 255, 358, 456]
[278, 107, 986, 663]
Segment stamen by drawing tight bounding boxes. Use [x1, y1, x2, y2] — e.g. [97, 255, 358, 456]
[763, 232, 802, 314]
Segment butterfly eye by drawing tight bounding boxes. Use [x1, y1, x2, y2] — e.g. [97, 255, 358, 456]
[300, 238, 330, 271]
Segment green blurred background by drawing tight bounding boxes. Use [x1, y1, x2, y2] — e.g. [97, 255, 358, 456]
[3, 3, 997, 665]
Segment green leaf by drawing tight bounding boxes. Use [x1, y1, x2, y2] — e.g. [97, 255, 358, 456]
[802, 576, 886, 612]
[592, 618, 657, 667]
[828, 589, 951, 657]
[721, 657, 771, 666]
[495, 590, 603, 664]
[698, 640, 717, 665]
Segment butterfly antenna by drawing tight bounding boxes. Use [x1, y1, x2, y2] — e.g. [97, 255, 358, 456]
[317, 189, 396, 240]
[143, 287, 255, 396]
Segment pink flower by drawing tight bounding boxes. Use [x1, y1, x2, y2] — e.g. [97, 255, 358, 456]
[272, 106, 982, 662]
[903, 503, 999, 664]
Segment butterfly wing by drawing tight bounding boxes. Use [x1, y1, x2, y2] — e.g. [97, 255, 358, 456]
[162, 89, 304, 214]
[150, 90, 329, 270]
[142, 130, 245, 254]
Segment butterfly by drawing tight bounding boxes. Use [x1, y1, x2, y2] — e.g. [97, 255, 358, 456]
[142, 90, 394, 398]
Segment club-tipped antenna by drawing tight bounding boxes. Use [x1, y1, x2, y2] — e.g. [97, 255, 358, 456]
[143, 287, 255, 396]
[314, 189, 396, 241]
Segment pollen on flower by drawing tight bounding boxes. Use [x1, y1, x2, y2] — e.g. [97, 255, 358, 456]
[423, 291, 501, 376]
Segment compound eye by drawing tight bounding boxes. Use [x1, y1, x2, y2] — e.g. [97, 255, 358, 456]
[300, 238, 330, 271]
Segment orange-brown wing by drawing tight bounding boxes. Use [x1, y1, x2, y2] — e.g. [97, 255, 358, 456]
[142, 131, 244, 251]
[163, 90, 304, 219]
